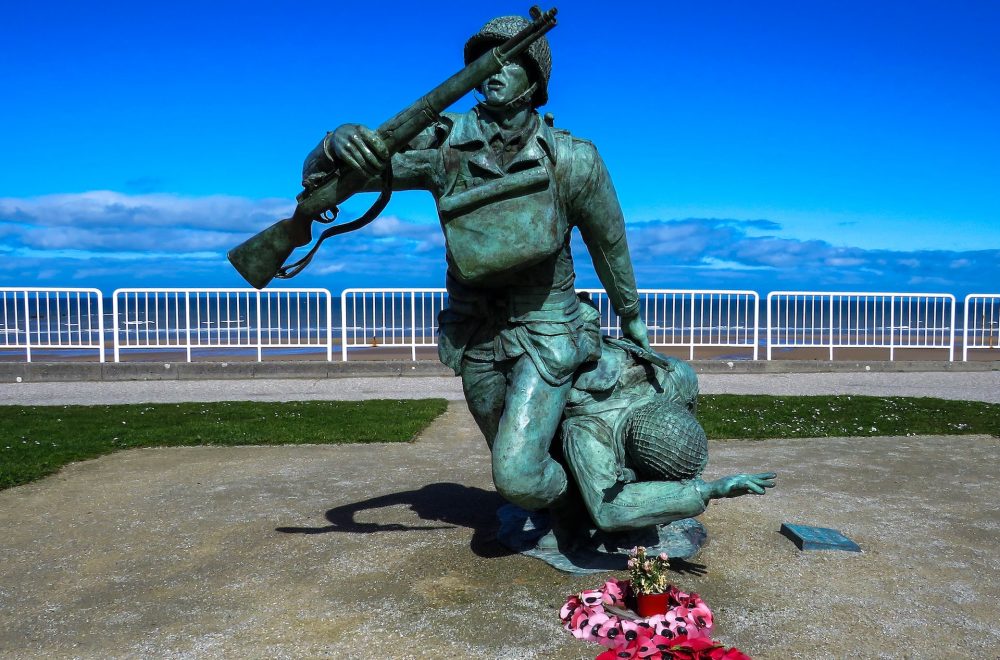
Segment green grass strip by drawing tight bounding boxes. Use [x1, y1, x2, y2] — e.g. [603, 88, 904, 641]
[2, 395, 997, 491]
[698, 394, 1000, 440]
[0, 399, 448, 490]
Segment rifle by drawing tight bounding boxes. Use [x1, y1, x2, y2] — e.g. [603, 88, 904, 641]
[228, 6, 558, 289]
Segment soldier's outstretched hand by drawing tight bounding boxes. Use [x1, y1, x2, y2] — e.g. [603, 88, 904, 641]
[621, 314, 651, 351]
[330, 123, 389, 177]
[710, 472, 777, 498]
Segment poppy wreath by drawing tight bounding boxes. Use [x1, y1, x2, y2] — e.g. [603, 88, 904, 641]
[559, 578, 750, 660]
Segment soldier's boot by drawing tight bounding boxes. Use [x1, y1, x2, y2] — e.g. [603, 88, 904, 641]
[534, 489, 591, 552]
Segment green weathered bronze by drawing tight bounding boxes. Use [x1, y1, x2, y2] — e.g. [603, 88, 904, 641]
[227, 8, 775, 570]
[497, 319, 776, 572]
[228, 6, 558, 289]
[550, 324, 776, 552]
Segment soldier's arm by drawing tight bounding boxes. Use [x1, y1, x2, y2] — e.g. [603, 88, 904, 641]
[567, 140, 650, 348]
[301, 121, 447, 193]
[562, 419, 708, 532]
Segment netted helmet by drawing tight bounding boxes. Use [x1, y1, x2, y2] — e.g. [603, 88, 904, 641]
[623, 398, 708, 482]
[464, 15, 552, 107]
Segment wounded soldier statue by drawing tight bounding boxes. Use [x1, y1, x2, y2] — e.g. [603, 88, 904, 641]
[498, 297, 776, 571]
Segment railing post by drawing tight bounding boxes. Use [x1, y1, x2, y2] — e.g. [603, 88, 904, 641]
[112, 291, 121, 363]
[766, 293, 773, 361]
[256, 290, 263, 362]
[23, 290, 31, 363]
[410, 291, 417, 362]
[341, 290, 349, 362]
[185, 291, 192, 363]
[325, 290, 333, 362]
[96, 293, 105, 363]
[962, 294, 971, 362]
[947, 295, 955, 362]
[751, 293, 759, 361]
[829, 295, 835, 361]
[889, 295, 895, 362]
[688, 294, 695, 361]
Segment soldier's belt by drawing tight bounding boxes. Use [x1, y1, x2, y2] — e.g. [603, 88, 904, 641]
[446, 274, 578, 320]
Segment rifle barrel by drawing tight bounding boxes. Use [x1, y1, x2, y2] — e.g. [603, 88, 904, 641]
[377, 7, 558, 153]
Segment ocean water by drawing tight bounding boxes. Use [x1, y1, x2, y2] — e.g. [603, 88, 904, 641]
[0, 291, 997, 348]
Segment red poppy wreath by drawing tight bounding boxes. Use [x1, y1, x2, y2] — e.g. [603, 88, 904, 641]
[559, 578, 750, 659]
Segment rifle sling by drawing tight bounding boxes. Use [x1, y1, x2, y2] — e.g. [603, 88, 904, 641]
[276, 164, 394, 280]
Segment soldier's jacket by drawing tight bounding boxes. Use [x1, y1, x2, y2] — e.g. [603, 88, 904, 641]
[324, 107, 642, 385]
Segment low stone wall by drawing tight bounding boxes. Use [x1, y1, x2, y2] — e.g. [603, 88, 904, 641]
[0, 358, 997, 383]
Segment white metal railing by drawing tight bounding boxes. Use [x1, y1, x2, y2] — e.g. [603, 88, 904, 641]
[0, 287, 105, 362]
[766, 291, 956, 361]
[581, 289, 760, 360]
[112, 288, 333, 362]
[340, 288, 759, 361]
[340, 288, 448, 361]
[962, 294, 1000, 361]
[2, 286, 994, 364]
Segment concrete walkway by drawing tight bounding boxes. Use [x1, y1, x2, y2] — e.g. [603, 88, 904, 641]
[1, 372, 998, 658]
[2, 369, 999, 406]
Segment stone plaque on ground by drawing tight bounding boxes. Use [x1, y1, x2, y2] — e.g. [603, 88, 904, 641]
[780, 523, 861, 552]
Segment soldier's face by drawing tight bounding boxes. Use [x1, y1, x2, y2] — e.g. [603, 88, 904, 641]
[482, 59, 532, 107]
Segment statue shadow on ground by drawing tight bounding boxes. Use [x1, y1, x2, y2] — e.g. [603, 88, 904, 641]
[668, 557, 708, 577]
[275, 482, 514, 559]
[497, 504, 711, 575]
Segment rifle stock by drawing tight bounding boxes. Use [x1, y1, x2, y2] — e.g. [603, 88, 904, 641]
[227, 169, 361, 290]
[228, 6, 558, 289]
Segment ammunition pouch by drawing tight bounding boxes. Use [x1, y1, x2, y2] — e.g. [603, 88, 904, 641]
[438, 165, 565, 285]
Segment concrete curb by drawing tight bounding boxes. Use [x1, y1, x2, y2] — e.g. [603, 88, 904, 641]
[0, 359, 997, 382]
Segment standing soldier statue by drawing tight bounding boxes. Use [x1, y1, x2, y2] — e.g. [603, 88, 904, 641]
[229, 9, 773, 568]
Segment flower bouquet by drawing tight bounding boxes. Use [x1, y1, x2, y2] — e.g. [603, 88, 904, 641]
[628, 546, 672, 617]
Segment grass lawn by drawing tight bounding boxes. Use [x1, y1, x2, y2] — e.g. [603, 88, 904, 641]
[698, 394, 1000, 440]
[0, 399, 448, 490]
[1, 395, 997, 491]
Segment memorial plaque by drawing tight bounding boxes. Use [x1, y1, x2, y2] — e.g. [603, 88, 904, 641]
[780, 523, 861, 552]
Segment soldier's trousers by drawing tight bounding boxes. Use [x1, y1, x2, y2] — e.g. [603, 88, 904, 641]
[460, 353, 571, 511]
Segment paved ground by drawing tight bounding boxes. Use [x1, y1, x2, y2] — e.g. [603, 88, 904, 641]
[1, 373, 998, 658]
[1, 369, 999, 406]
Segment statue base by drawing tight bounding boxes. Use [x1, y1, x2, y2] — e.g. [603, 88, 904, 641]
[496, 504, 707, 575]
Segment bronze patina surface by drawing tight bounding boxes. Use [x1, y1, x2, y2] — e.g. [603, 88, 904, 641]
[227, 8, 774, 568]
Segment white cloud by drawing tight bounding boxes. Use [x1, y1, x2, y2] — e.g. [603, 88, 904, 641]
[1, 192, 997, 295]
[313, 263, 347, 275]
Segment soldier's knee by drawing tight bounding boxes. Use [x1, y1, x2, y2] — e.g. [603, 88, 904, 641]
[494, 478, 549, 510]
[492, 459, 564, 511]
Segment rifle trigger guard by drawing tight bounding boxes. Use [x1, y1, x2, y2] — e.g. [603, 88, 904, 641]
[317, 208, 339, 224]
[275, 163, 394, 280]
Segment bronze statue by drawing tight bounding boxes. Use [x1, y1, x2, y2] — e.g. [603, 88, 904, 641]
[268, 11, 650, 534]
[497, 299, 775, 571]
[228, 8, 775, 571]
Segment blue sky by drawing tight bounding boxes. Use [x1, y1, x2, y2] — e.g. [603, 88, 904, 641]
[1, 0, 997, 296]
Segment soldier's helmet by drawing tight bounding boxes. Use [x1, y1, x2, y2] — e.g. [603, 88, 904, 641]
[661, 358, 699, 413]
[464, 15, 552, 107]
[623, 398, 708, 482]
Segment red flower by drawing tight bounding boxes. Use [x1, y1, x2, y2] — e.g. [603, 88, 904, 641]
[560, 594, 583, 620]
[636, 633, 672, 658]
[603, 578, 626, 606]
[596, 641, 641, 660]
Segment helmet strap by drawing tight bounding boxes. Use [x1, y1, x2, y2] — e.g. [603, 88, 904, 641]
[475, 81, 538, 113]
[503, 81, 538, 110]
